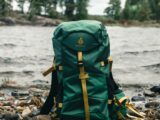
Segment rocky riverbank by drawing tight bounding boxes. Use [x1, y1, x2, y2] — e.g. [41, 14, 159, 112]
[0, 15, 160, 27]
[0, 16, 62, 26]
[0, 79, 160, 120]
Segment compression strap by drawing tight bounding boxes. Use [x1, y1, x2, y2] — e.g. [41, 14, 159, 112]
[78, 51, 90, 120]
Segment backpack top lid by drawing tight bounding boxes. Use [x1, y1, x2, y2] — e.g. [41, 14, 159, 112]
[54, 20, 103, 38]
[53, 20, 110, 65]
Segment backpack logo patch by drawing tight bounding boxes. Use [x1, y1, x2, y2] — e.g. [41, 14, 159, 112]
[77, 37, 84, 46]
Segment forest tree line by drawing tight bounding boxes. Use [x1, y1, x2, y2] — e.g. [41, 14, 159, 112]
[0, 0, 159, 22]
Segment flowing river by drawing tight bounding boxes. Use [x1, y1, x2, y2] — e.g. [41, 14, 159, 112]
[0, 26, 160, 86]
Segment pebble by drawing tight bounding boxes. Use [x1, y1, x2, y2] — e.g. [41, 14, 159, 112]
[131, 96, 145, 102]
[0, 92, 4, 97]
[22, 107, 32, 117]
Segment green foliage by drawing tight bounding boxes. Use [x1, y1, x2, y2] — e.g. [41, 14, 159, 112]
[64, 0, 75, 19]
[75, 0, 89, 20]
[28, 0, 58, 20]
[148, 0, 160, 21]
[122, 0, 151, 21]
[28, 0, 42, 20]
[136, 0, 151, 21]
[104, 0, 121, 20]
[42, 0, 58, 18]
[59, 0, 89, 20]
[0, 0, 12, 17]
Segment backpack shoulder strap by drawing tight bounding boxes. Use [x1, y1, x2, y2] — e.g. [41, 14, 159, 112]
[77, 51, 90, 120]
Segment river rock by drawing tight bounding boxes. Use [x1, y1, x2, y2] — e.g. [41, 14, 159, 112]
[36, 115, 51, 120]
[22, 107, 32, 117]
[131, 101, 146, 110]
[3, 113, 19, 120]
[0, 17, 16, 25]
[32, 79, 48, 84]
[30, 96, 43, 107]
[150, 85, 160, 93]
[0, 92, 4, 97]
[143, 90, 156, 97]
[145, 101, 160, 108]
[11, 90, 29, 97]
[29, 88, 44, 94]
[131, 96, 145, 102]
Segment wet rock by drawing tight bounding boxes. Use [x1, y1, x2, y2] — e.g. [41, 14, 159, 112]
[32, 79, 49, 84]
[0, 114, 4, 119]
[29, 84, 50, 90]
[17, 100, 29, 107]
[16, 106, 25, 112]
[31, 108, 40, 116]
[145, 101, 160, 108]
[2, 101, 13, 106]
[131, 96, 145, 102]
[0, 97, 5, 101]
[30, 96, 43, 108]
[1, 83, 25, 89]
[0, 17, 16, 25]
[150, 85, 160, 93]
[145, 109, 157, 120]
[0, 92, 4, 97]
[3, 113, 19, 120]
[29, 88, 45, 93]
[143, 90, 156, 97]
[35, 115, 51, 120]
[0, 102, 3, 106]
[131, 101, 146, 110]
[155, 111, 160, 119]
[22, 107, 32, 117]
[11, 90, 29, 97]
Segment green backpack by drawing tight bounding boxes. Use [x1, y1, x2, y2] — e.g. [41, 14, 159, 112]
[41, 20, 144, 120]
[53, 20, 110, 120]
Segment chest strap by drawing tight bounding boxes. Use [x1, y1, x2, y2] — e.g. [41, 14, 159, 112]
[78, 51, 90, 120]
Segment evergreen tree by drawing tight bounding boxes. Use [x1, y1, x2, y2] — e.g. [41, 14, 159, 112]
[104, 0, 121, 20]
[122, 0, 151, 21]
[148, 0, 160, 21]
[41, 0, 58, 18]
[65, 0, 75, 19]
[58, 0, 89, 20]
[28, 0, 42, 20]
[17, 0, 25, 14]
[75, 0, 89, 20]
[0, 0, 12, 17]
[135, 0, 151, 21]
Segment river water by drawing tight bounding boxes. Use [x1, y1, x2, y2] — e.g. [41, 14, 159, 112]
[0, 26, 160, 86]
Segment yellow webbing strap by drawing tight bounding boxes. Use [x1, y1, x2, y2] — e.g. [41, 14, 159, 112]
[126, 102, 144, 118]
[78, 51, 90, 120]
[42, 64, 56, 76]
